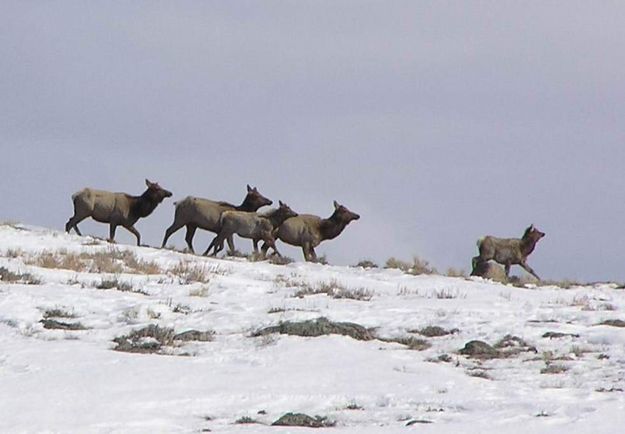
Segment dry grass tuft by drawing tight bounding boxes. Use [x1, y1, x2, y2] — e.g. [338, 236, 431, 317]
[26, 248, 162, 275]
[169, 261, 217, 284]
[292, 279, 374, 301]
[385, 256, 437, 275]
[0, 267, 41, 284]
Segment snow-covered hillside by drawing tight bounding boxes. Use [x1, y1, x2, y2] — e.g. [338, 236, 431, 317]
[0, 224, 624, 433]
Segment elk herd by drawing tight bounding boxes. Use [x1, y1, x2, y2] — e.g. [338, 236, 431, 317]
[65, 180, 545, 279]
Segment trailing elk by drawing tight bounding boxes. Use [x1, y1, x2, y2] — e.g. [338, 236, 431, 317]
[471, 224, 545, 280]
[264, 201, 360, 262]
[161, 185, 272, 253]
[204, 200, 298, 257]
[65, 179, 172, 245]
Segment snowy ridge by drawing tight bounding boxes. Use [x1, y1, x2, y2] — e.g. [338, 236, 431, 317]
[0, 224, 624, 433]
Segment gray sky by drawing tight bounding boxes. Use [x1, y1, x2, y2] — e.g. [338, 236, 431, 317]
[2, 1, 625, 281]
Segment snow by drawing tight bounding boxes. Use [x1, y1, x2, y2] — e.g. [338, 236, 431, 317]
[0, 224, 624, 433]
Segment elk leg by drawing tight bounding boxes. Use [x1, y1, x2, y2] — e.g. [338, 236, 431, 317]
[301, 243, 311, 261]
[109, 224, 118, 243]
[252, 239, 259, 254]
[204, 233, 223, 256]
[184, 224, 197, 254]
[226, 235, 236, 255]
[520, 262, 540, 280]
[260, 242, 270, 256]
[65, 215, 87, 236]
[504, 263, 511, 277]
[161, 221, 184, 248]
[264, 237, 280, 258]
[309, 247, 318, 262]
[124, 225, 141, 246]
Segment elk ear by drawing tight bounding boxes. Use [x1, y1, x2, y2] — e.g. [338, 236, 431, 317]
[333, 200, 340, 209]
[279, 200, 284, 207]
[247, 184, 252, 192]
[145, 179, 152, 187]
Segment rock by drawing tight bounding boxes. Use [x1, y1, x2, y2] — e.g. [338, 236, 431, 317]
[112, 325, 175, 354]
[471, 262, 508, 283]
[271, 413, 334, 428]
[40, 319, 87, 330]
[174, 330, 214, 342]
[599, 319, 625, 327]
[416, 326, 458, 337]
[494, 334, 537, 354]
[459, 340, 501, 359]
[542, 331, 580, 339]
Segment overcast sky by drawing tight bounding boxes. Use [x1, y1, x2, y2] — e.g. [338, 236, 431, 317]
[2, 2, 624, 281]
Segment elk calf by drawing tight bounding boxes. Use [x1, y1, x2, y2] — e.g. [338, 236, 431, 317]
[65, 179, 172, 245]
[471, 224, 545, 280]
[161, 185, 272, 253]
[204, 200, 298, 257]
[266, 201, 360, 262]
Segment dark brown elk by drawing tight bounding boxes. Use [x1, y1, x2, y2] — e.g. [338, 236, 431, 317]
[471, 224, 545, 280]
[161, 185, 272, 253]
[65, 179, 172, 245]
[204, 200, 298, 257]
[265, 201, 360, 262]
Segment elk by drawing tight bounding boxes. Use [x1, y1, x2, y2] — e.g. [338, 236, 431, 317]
[65, 179, 172, 245]
[161, 185, 272, 253]
[471, 224, 545, 280]
[204, 200, 298, 257]
[264, 201, 360, 262]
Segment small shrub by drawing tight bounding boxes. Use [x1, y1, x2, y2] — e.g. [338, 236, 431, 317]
[385, 256, 437, 275]
[570, 345, 592, 357]
[466, 369, 492, 380]
[267, 255, 294, 265]
[97, 277, 134, 292]
[235, 416, 257, 424]
[169, 261, 213, 284]
[541, 363, 569, 374]
[40, 319, 87, 330]
[253, 317, 375, 341]
[413, 326, 458, 337]
[4, 248, 23, 258]
[189, 285, 210, 297]
[354, 259, 378, 269]
[113, 325, 175, 354]
[0, 267, 41, 284]
[446, 267, 466, 278]
[293, 279, 373, 301]
[25, 249, 162, 275]
[314, 255, 328, 265]
[267, 307, 287, 314]
[379, 336, 431, 351]
[537, 279, 583, 289]
[43, 308, 76, 319]
[172, 304, 192, 314]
